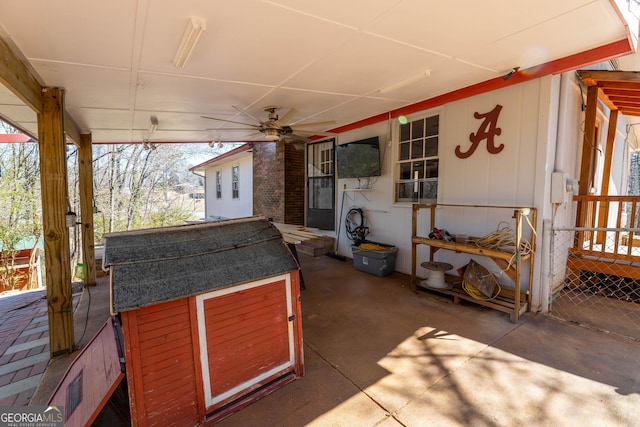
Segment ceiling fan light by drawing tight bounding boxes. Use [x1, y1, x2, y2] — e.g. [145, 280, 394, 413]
[173, 17, 206, 69]
[264, 129, 280, 140]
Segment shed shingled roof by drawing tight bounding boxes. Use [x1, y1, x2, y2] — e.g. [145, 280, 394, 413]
[103, 216, 299, 312]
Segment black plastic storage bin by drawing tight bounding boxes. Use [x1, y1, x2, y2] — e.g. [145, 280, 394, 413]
[351, 242, 398, 277]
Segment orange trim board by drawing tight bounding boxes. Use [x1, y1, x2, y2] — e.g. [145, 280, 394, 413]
[0, 133, 32, 143]
[329, 38, 634, 135]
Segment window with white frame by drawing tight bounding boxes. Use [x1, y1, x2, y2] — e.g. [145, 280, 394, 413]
[216, 171, 222, 199]
[395, 113, 439, 203]
[320, 146, 333, 175]
[232, 166, 239, 199]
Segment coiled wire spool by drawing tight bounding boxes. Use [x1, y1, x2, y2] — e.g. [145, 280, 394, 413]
[420, 261, 453, 289]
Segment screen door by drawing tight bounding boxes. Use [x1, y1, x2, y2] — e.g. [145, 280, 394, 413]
[306, 139, 335, 230]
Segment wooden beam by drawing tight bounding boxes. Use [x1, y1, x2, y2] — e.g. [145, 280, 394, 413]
[0, 35, 82, 143]
[0, 35, 42, 113]
[597, 87, 617, 111]
[578, 85, 599, 196]
[577, 70, 640, 84]
[603, 88, 640, 97]
[64, 113, 83, 147]
[596, 109, 618, 243]
[619, 109, 640, 117]
[600, 109, 618, 196]
[78, 133, 96, 286]
[607, 100, 640, 108]
[597, 80, 640, 90]
[38, 87, 74, 356]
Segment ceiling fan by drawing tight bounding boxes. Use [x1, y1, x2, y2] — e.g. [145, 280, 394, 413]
[202, 105, 336, 143]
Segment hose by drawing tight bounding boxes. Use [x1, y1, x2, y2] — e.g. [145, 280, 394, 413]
[345, 207, 369, 244]
[462, 276, 501, 301]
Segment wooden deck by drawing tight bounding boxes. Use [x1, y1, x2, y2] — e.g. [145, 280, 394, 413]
[569, 195, 640, 278]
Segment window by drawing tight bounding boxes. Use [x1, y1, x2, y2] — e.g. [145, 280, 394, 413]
[216, 171, 222, 199]
[395, 113, 439, 203]
[232, 166, 239, 199]
[319, 146, 333, 175]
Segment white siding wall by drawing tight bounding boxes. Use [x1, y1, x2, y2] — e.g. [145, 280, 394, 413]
[329, 77, 565, 311]
[203, 153, 253, 220]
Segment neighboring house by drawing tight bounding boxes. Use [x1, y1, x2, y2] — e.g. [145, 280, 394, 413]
[190, 144, 254, 221]
[191, 141, 307, 225]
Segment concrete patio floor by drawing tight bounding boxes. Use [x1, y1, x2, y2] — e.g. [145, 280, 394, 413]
[3, 250, 640, 426]
[215, 253, 640, 427]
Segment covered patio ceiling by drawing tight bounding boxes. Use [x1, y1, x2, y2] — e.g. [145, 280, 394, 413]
[0, 0, 638, 145]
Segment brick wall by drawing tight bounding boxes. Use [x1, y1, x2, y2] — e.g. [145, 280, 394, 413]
[284, 144, 305, 225]
[253, 141, 305, 225]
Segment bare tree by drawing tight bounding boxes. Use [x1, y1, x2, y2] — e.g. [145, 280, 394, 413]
[89, 142, 206, 240]
[0, 123, 41, 291]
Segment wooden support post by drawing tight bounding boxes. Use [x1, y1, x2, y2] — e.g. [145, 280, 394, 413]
[78, 133, 96, 286]
[578, 85, 598, 196]
[600, 109, 618, 197]
[0, 35, 42, 114]
[411, 204, 418, 292]
[38, 87, 74, 356]
[576, 84, 599, 241]
[596, 109, 618, 243]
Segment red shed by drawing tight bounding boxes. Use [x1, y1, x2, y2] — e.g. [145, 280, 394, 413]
[103, 217, 304, 426]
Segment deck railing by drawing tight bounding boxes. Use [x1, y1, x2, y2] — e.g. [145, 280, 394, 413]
[573, 195, 640, 261]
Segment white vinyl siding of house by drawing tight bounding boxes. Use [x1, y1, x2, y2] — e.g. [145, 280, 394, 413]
[335, 76, 556, 312]
[204, 154, 253, 220]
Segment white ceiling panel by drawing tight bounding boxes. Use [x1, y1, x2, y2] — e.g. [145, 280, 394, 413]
[0, 0, 138, 68]
[141, 0, 357, 85]
[0, 0, 636, 143]
[458, 1, 629, 72]
[30, 61, 132, 110]
[283, 33, 449, 96]
[134, 72, 275, 114]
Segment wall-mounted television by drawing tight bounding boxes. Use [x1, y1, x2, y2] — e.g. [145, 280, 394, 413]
[336, 136, 381, 179]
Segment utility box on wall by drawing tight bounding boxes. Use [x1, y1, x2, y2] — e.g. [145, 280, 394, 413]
[103, 217, 304, 426]
[551, 171, 579, 204]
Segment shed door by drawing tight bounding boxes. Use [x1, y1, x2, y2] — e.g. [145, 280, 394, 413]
[196, 274, 295, 410]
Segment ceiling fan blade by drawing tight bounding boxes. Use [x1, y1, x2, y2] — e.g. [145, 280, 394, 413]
[206, 127, 261, 131]
[232, 105, 264, 124]
[289, 129, 336, 137]
[202, 115, 259, 127]
[277, 108, 298, 125]
[290, 120, 337, 130]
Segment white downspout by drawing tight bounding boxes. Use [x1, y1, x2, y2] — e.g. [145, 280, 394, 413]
[540, 219, 552, 312]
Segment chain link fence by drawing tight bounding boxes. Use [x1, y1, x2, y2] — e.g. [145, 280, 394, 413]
[549, 227, 640, 341]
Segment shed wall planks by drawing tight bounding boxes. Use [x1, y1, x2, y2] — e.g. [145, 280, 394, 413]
[200, 279, 292, 409]
[122, 298, 202, 427]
